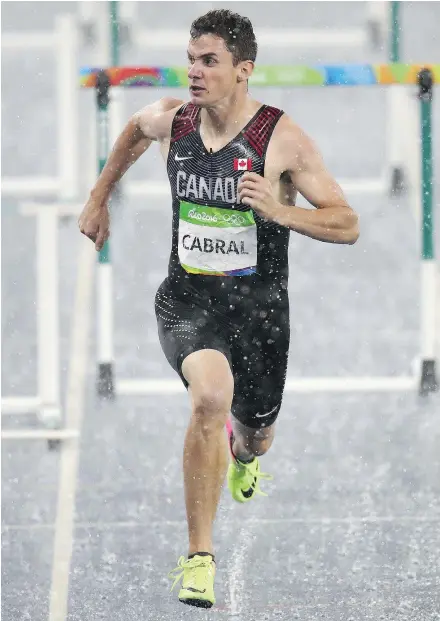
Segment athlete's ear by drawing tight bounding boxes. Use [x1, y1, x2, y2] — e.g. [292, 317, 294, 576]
[237, 60, 254, 83]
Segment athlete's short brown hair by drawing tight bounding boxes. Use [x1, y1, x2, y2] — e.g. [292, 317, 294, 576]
[190, 9, 258, 66]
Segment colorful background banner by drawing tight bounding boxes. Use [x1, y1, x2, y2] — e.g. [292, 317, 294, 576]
[80, 64, 440, 88]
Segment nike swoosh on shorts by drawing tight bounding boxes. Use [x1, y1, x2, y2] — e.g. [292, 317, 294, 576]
[255, 404, 279, 418]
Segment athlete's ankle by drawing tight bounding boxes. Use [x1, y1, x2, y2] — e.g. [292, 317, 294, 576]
[188, 548, 215, 559]
[188, 551, 215, 561]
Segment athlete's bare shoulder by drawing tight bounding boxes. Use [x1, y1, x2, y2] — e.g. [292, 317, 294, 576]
[133, 97, 186, 143]
[268, 113, 317, 173]
[267, 110, 349, 210]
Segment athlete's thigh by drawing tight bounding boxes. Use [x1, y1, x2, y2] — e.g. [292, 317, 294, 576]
[182, 349, 234, 416]
[230, 304, 290, 428]
[155, 281, 232, 387]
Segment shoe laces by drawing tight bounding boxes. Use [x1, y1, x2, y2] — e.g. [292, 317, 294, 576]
[168, 555, 213, 592]
[237, 459, 273, 497]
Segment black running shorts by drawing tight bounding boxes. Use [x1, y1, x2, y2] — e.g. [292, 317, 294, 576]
[154, 279, 290, 428]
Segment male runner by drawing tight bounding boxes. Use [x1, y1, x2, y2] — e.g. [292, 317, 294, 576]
[79, 9, 359, 609]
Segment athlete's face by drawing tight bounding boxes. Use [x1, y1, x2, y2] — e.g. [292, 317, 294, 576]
[187, 34, 253, 106]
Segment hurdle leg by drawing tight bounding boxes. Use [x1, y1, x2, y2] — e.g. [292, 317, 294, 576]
[37, 209, 62, 428]
[418, 69, 438, 395]
[95, 71, 115, 398]
[387, 1, 406, 195]
[366, 1, 388, 50]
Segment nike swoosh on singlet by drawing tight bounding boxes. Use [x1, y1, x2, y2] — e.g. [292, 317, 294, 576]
[175, 154, 193, 161]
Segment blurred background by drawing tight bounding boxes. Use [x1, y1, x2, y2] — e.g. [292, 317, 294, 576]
[2, 2, 440, 620]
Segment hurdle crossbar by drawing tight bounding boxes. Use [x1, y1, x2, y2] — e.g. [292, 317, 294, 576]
[106, 1, 389, 51]
[124, 177, 388, 201]
[79, 64, 440, 89]
[1, 429, 79, 441]
[116, 376, 419, 396]
[132, 27, 370, 50]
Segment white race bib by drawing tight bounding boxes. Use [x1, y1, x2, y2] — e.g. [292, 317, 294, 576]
[178, 201, 257, 276]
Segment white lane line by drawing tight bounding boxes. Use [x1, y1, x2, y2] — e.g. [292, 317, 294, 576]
[228, 524, 256, 617]
[48, 237, 96, 621]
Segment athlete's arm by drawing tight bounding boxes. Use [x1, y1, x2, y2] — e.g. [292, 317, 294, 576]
[238, 118, 359, 245]
[279, 120, 359, 244]
[79, 97, 183, 250]
[89, 97, 183, 204]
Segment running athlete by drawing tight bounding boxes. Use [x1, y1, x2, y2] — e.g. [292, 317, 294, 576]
[78, 9, 359, 609]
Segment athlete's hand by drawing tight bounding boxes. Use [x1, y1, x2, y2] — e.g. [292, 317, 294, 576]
[237, 172, 280, 221]
[78, 197, 110, 251]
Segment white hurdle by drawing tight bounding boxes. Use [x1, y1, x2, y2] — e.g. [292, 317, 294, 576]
[1, 14, 79, 200]
[1, 203, 81, 445]
[112, 80, 437, 399]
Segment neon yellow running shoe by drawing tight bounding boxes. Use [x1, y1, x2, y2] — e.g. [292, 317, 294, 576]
[226, 419, 273, 503]
[168, 554, 216, 608]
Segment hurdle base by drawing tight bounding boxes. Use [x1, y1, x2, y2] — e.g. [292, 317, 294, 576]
[419, 360, 439, 396]
[80, 20, 96, 45]
[118, 22, 131, 46]
[366, 19, 382, 50]
[390, 166, 405, 196]
[97, 363, 115, 399]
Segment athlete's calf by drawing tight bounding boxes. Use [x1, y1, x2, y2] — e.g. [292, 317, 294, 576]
[181, 349, 233, 556]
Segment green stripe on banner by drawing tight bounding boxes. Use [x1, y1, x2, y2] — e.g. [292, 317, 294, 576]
[163, 67, 188, 87]
[180, 202, 255, 228]
[387, 63, 411, 83]
[251, 65, 324, 86]
[421, 98, 434, 260]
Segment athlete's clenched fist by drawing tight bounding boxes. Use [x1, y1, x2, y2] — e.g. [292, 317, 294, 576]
[78, 198, 110, 252]
[237, 172, 280, 221]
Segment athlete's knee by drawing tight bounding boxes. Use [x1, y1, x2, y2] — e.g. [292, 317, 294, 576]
[183, 350, 233, 432]
[190, 388, 231, 440]
[192, 386, 230, 421]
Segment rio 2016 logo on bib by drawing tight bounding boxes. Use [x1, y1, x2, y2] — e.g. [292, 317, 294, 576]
[178, 201, 257, 276]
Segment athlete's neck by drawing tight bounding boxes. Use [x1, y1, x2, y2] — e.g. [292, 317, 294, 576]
[200, 93, 260, 138]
